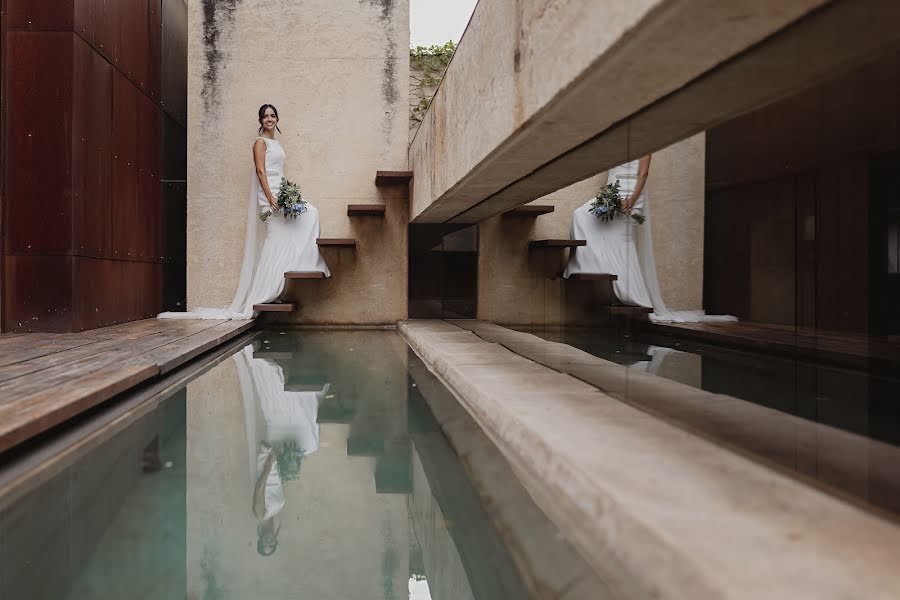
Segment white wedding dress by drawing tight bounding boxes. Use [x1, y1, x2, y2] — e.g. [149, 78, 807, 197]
[563, 159, 736, 323]
[159, 136, 330, 320]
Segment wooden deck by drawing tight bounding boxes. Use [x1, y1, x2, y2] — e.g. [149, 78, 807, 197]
[0, 318, 254, 454]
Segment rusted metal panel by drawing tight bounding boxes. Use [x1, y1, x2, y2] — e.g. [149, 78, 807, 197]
[74, 0, 93, 42]
[72, 35, 112, 260]
[111, 70, 139, 261]
[7, 32, 74, 254]
[147, 0, 162, 101]
[114, 0, 148, 93]
[8, 0, 74, 30]
[91, 0, 114, 60]
[72, 256, 119, 330]
[3, 255, 73, 333]
[137, 95, 161, 260]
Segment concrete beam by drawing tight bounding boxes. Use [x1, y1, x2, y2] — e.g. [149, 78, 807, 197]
[407, 0, 832, 223]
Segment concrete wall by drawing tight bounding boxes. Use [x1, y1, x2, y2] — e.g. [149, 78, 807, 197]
[478, 135, 705, 324]
[187, 0, 409, 324]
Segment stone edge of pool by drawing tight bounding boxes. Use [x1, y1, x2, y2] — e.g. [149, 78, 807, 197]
[399, 319, 900, 600]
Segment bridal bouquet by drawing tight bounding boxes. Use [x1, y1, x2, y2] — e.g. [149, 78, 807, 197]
[588, 180, 646, 224]
[259, 177, 308, 222]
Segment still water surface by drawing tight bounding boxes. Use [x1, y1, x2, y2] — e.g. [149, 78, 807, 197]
[0, 331, 550, 600]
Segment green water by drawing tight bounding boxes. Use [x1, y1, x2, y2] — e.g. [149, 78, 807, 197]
[0, 331, 541, 600]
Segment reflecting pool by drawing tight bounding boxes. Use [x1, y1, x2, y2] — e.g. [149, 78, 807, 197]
[0, 331, 590, 600]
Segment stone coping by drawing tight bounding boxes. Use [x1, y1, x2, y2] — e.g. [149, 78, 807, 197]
[399, 320, 900, 599]
[449, 320, 900, 519]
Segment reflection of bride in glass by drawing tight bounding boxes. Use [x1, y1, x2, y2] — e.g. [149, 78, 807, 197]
[564, 155, 735, 323]
[233, 344, 328, 556]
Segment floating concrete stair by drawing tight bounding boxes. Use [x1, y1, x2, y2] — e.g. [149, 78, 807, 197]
[504, 205, 555, 217]
[567, 273, 618, 281]
[284, 271, 327, 279]
[375, 170, 413, 186]
[529, 239, 586, 249]
[253, 303, 296, 313]
[316, 238, 357, 248]
[347, 203, 386, 217]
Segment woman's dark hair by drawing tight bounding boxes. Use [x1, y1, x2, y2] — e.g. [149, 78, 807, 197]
[258, 104, 283, 135]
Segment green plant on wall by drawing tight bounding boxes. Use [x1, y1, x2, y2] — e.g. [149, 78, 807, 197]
[410, 41, 456, 124]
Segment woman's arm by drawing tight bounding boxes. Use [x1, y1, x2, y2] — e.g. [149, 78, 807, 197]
[253, 139, 279, 212]
[623, 154, 651, 212]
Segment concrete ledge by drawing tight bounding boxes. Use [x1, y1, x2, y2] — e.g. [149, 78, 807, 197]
[452, 320, 900, 516]
[399, 320, 900, 599]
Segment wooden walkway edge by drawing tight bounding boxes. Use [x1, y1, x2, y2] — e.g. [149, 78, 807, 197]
[0, 319, 254, 455]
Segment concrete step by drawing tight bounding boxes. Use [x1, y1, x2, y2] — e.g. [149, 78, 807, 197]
[375, 170, 413, 186]
[316, 238, 356, 248]
[284, 271, 327, 279]
[253, 303, 295, 313]
[347, 203, 386, 216]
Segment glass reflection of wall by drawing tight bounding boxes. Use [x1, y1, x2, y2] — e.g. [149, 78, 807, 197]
[705, 48, 900, 335]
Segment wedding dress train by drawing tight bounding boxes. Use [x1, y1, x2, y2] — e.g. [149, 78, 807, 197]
[159, 137, 330, 320]
[563, 159, 735, 323]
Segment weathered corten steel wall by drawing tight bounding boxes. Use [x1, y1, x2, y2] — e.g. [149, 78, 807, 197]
[186, 0, 409, 325]
[1, 0, 187, 332]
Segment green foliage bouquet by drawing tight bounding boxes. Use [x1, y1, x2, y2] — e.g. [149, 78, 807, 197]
[260, 177, 308, 222]
[588, 180, 646, 224]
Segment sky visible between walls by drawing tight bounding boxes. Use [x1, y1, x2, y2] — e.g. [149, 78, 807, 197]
[410, 0, 478, 46]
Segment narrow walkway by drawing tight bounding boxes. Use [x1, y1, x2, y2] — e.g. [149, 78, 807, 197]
[400, 319, 900, 600]
[0, 319, 253, 454]
[643, 320, 900, 370]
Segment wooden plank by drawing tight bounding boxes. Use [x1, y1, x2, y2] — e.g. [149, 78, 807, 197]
[0, 321, 216, 394]
[348, 204, 386, 217]
[0, 319, 185, 371]
[316, 238, 357, 248]
[253, 303, 296, 312]
[375, 171, 413, 186]
[0, 361, 157, 455]
[285, 271, 327, 279]
[503, 205, 555, 217]
[146, 321, 256, 374]
[567, 273, 618, 281]
[0, 319, 252, 455]
[529, 239, 586, 249]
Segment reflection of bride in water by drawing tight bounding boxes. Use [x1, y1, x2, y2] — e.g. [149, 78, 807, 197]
[233, 345, 328, 557]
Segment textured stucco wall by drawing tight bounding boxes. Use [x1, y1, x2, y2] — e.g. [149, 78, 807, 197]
[478, 136, 705, 324]
[187, 0, 409, 324]
[478, 174, 606, 325]
[647, 133, 705, 311]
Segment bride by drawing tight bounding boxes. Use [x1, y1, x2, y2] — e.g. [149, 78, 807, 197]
[563, 155, 735, 323]
[160, 104, 330, 320]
